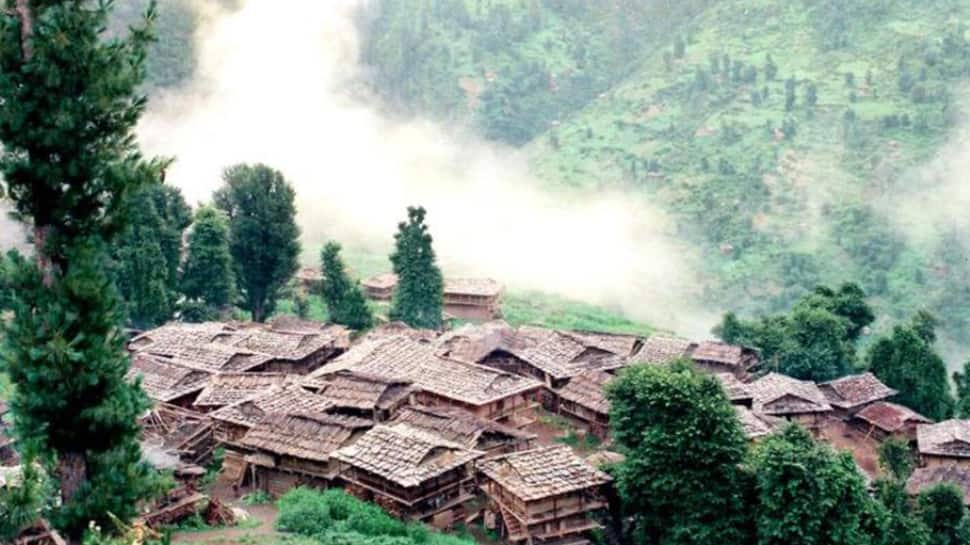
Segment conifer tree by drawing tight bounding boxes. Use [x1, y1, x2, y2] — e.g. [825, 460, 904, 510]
[953, 361, 970, 418]
[389, 206, 444, 329]
[0, 1, 164, 538]
[215, 163, 301, 322]
[320, 241, 373, 330]
[181, 206, 234, 311]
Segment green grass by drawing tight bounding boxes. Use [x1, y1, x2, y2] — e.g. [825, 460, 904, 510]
[503, 291, 653, 335]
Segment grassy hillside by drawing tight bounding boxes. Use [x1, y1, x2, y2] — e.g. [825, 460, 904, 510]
[362, 0, 970, 355]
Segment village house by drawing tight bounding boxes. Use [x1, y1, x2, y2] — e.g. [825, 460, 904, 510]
[215, 324, 350, 374]
[294, 267, 323, 292]
[689, 340, 759, 379]
[133, 339, 275, 374]
[735, 406, 780, 442]
[554, 369, 613, 439]
[303, 370, 413, 422]
[332, 423, 484, 527]
[139, 403, 216, 466]
[443, 278, 504, 321]
[391, 405, 536, 456]
[907, 465, 970, 506]
[311, 335, 542, 423]
[208, 383, 339, 444]
[633, 335, 696, 364]
[192, 373, 290, 412]
[126, 353, 212, 407]
[917, 420, 970, 469]
[128, 322, 237, 352]
[235, 413, 372, 496]
[819, 372, 897, 418]
[716, 373, 754, 408]
[362, 273, 398, 301]
[852, 401, 931, 442]
[478, 444, 612, 545]
[435, 321, 517, 363]
[747, 373, 832, 428]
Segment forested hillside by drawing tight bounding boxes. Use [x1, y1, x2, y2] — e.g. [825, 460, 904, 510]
[361, 0, 970, 356]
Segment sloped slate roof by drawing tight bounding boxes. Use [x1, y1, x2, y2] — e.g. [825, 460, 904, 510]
[507, 327, 626, 380]
[435, 321, 516, 363]
[854, 402, 931, 434]
[556, 370, 613, 416]
[716, 373, 753, 403]
[312, 371, 412, 411]
[907, 465, 970, 505]
[138, 340, 273, 373]
[332, 423, 484, 488]
[918, 420, 970, 458]
[209, 384, 341, 428]
[634, 335, 696, 364]
[819, 373, 897, 410]
[128, 322, 236, 351]
[564, 331, 643, 358]
[390, 405, 534, 450]
[193, 373, 290, 409]
[748, 373, 832, 415]
[126, 353, 211, 403]
[690, 341, 749, 366]
[735, 406, 780, 440]
[444, 278, 503, 298]
[479, 445, 611, 501]
[239, 413, 370, 463]
[362, 273, 398, 290]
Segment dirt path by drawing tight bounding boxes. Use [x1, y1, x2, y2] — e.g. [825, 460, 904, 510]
[171, 504, 279, 545]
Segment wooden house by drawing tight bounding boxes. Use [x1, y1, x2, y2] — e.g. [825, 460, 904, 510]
[193, 373, 290, 412]
[435, 321, 517, 364]
[633, 335, 696, 364]
[332, 423, 484, 527]
[716, 373, 754, 408]
[312, 336, 541, 423]
[236, 413, 372, 496]
[126, 353, 212, 407]
[735, 406, 780, 442]
[852, 401, 931, 442]
[554, 369, 613, 439]
[443, 278, 504, 321]
[917, 420, 970, 469]
[478, 445, 612, 545]
[128, 322, 237, 352]
[689, 341, 759, 379]
[362, 273, 398, 301]
[134, 340, 274, 374]
[819, 373, 897, 418]
[747, 373, 832, 428]
[304, 371, 413, 422]
[391, 405, 536, 456]
[216, 325, 349, 374]
[907, 465, 970, 506]
[208, 383, 338, 444]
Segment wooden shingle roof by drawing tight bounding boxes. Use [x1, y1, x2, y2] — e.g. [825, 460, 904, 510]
[634, 335, 696, 364]
[690, 341, 750, 366]
[479, 445, 611, 501]
[907, 465, 970, 505]
[819, 373, 897, 410]
[126, 354, 211, 403]
[239, 413, 370, 463]
[333, 423, 484, 488]
[747, 373, 832, 416]
[193, 373, 290, 409]
[444, 278, 503, 298]
[138, 341, 272, 373]
[735, 406, 779, 440]
[556, 370, 613, 416]
[209, 383, 341, 429]
[128, 322, 236, 351]
[716, 373, 753, 403]
[917, 420, 970, 459]
[507, 327, 626, 380]
[390, 405, 535, 450]
[310, 371, 412, 412]
[854, 402, 931, 434]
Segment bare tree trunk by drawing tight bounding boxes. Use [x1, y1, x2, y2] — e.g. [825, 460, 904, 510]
[15, 0, 32, 61]
[58, 451, 87, 545]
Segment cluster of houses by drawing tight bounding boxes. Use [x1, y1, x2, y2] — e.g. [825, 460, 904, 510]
[3, 309, 970, 544]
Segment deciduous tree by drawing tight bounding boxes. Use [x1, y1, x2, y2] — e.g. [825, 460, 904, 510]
[389, 207, 443, 329]
[215, 164, 301, 322]
[917, 484, 968, 545]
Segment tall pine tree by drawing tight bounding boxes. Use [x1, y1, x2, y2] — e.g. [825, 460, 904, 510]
[0, 1, 163, 539]
[181, 206, 234, 311]
[320, 241, 373, 330]
[214, 163, 301, 322]
[389, 206, 443, 329]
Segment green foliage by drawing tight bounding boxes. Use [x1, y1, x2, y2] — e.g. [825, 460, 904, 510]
[320, 242, 374, 330]
[181, 206, 234, 311]
[717, 283, 873, 381]
[878, 437, 916, 482]
[953, 361, 970, 418]
[215, 164, 301, 322]
[389, 207, 443, 330]
[0, 0, 167, 539]
[0, 249, 18, 311]
[867, 313, 954, 421]
[751, 425, 875, 545]
[0, 458, 51, 542]
[502, 290, 652, 336]
[276, 488, 474, 545]
[607, 361, 753, 545]
[873, 479, 931, 545]
[241, 490, 273, 506]
[917, 484, 969, 545]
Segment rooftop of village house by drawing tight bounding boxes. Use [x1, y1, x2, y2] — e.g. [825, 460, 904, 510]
[819, 372, 897, 410]
[504, 326, 628, 380]
[127, 353, 212, 403]
[239, 413, 371, 463]
[736, 406, 780, 440]
[715, 372, 753, 403]
[209, 383, 350, 429]
[556, 369, 613, 415]
[390, 404, 535, 450]
[443, 277, 504, 298]
[193, 372, 291, 409]
[690, 340, 755, 367]
[632, 335, 695, 364]
[478, 444, 612, 501]
[747, 372, 832, 415]
[854, 401, 931, 433]
[332, 423, 485, 488]
[917, 420, 970, 458]
[362, 272, 399, 290]
[304, 370, 413, 412]
[907, 465, 970, 505]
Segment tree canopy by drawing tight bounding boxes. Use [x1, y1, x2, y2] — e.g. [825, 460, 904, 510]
[181, 205, 234, 312]
[320, 242, 373, 330]
[389, 206, 444, 330]
[215, 163, 301, 322]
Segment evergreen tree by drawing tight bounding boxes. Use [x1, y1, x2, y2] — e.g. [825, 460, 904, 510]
[389, 206, 444, 329]
[751, 425, 875, 545]
[0, 1, 163, 540]
[607, 361, 753, 545]
[953, 360, 970, 418]
[215, 163, 301, 322]
[867, 314, 954, 421]
[874, 479, 931, 545]
[181, 206, 234, 310]
[917, 485, 968, 545]
[320, 241, 374, 330]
